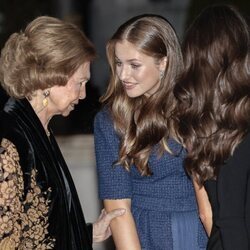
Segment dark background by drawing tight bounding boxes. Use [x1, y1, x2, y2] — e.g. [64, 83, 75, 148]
[0, 0, 249, 135]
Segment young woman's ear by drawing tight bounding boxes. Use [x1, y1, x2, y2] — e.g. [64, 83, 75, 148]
[159, 56, 167, 72]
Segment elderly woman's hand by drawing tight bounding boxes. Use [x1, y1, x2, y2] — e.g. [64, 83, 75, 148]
[93, 208, 126, 242]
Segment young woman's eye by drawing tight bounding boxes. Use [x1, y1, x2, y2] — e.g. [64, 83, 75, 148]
[115, 61, 122, 67]
[131, 64, 140, 69]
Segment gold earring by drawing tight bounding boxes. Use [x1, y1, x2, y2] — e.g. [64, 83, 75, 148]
[42, 90, 50, 107]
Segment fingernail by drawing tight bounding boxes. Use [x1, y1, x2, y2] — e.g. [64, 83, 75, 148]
[120, 208, 126, 214]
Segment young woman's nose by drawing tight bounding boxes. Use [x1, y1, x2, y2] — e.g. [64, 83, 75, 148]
[118, 65, 130, 81]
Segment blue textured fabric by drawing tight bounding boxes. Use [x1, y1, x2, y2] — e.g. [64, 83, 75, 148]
[94, 109, 207, 250]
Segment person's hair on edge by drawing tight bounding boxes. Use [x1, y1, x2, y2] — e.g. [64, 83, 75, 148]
[173, 4, 250, 184]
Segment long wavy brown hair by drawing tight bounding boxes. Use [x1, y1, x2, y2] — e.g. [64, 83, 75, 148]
[173, 4, 250, 185]
[101, 14, 183, 175]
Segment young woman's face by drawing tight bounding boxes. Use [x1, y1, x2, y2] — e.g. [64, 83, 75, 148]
[48, 62, 90, 117]
[115, 40, 165, 98]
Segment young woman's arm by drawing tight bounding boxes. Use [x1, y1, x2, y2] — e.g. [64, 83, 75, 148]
[104, 199, 141, 250]
[193, 180, 213, 236]
[94, 110, 141, 249]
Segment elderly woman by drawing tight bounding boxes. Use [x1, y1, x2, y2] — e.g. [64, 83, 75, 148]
[0, 16, 124, 249]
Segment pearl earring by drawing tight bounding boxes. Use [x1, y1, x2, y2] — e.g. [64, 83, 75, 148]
[160, 71, 164, 80]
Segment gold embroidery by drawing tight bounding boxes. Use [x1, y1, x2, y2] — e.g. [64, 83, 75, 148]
[0, 236, 15, 250]
[0, 138, 55, 249]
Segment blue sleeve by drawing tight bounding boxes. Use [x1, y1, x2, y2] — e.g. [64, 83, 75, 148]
[94, 109, 132, 199]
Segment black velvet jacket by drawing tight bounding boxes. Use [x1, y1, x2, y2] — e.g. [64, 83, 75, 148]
[0, 98, 93, 249]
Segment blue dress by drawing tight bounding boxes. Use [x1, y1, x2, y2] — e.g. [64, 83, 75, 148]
[94, 109, 207, 250]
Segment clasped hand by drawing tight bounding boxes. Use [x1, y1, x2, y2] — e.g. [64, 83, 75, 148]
[93, 208, 126, 242]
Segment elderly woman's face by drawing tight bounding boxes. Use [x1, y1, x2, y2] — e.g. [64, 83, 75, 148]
[48, 62, 90, 117]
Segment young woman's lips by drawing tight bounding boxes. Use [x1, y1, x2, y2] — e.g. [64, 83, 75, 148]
[122, 82, 137, 90]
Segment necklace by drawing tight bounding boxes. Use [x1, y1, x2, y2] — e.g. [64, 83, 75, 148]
[46, 129, 50, 137]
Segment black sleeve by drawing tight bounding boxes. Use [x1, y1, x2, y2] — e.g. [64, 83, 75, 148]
[86, 223, 93, 246]
[216, 134, 250, 250]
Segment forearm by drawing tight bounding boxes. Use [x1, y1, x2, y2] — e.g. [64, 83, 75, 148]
[110, 212, 141, 250]
[104, 199, 141, 250]
[193, 180, 212, 236]
[200, 211, 212, 236]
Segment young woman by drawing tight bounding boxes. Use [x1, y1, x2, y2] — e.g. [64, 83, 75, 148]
[174, 4, 250, 250]
[94, 14, 207, 250]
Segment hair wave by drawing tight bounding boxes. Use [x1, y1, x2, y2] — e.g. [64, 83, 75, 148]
[173, 4, 250, 184]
